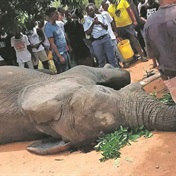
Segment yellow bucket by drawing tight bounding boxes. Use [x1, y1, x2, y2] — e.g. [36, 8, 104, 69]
[117, 39, 134, 60]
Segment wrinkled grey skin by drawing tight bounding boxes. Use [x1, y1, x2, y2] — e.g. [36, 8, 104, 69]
[0, 65, 130, 145]
[1, 65, 176, 148]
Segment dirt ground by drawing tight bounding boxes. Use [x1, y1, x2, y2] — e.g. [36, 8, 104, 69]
[1, 60, 176, 176]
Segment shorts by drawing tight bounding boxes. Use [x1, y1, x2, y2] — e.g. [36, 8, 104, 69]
[33, 49, 48, 66]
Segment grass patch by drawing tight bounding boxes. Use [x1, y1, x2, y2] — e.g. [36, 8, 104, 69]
[95, 125, 153, 162]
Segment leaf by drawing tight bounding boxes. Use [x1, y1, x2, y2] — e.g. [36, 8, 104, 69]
[114, 159, 120, 167]
[125, 157, 133, 163]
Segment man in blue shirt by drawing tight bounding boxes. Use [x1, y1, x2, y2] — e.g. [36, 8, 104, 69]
[45, 7, 70, 73]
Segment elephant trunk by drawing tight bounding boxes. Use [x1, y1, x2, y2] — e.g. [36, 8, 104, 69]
[118, 83, 176, 131]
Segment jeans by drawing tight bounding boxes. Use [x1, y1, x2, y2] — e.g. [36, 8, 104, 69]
[92, 34, 119, 68]
[53, 52, 70, 74]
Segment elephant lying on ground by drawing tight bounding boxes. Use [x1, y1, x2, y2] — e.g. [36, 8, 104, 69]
[0, 66, 175, 155]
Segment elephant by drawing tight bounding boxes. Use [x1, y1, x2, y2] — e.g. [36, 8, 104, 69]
[0, 65, 175, 155]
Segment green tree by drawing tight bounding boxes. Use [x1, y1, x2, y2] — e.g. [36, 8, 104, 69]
[0, 0, 101, 32]
[0, 0, 54, 32]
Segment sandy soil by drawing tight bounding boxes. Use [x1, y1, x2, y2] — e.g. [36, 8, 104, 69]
[1, 60, 176, 176]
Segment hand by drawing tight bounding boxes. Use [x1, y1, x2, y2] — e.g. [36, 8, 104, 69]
[133, 21, 138, 26]
[93, 17, 100, 25]
[59, 56, 65, 64]
[34, 43, 41, 50]
[116, 36, 122, 42]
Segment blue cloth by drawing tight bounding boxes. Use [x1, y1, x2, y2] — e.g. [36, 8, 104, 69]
[45, 22, 67, 54]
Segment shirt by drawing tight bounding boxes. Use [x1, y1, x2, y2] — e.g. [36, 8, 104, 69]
[45, 22, 67, 54]
[140, 2, 160, 19]
[101, 11, 116, 40]
[27, 27, 45, 52]
[144, 4, 176, 76]
[108, 0, 132, 27]
[83, 14, 108, 39]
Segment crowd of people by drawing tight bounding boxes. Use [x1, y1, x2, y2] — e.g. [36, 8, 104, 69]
[0, 0, 161, 72]
[1, 0, 176, 104]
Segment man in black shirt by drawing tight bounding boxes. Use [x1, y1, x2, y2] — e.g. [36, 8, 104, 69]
[140, 0, 160, 19]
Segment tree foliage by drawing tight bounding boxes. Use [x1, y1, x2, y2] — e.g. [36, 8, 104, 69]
[0, 0, 101, 32]
[0, 0, 54, 32]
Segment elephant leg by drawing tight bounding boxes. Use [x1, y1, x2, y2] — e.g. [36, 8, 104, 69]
[60, 66, 131, 90]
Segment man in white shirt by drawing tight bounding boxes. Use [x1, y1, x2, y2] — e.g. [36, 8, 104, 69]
[26, 20, 49, 69]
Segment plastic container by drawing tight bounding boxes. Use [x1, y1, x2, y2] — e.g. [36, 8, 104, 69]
[117, 39, 134, 60]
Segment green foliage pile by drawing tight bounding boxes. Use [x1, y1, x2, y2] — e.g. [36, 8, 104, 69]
[94, 126, 153, 162]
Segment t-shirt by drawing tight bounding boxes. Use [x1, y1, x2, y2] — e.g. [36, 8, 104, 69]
[140, 2, 160, 19]
[27, 27, 45, 52]
[45, 22, 67, 54]
[108, 0, 132, 27]
[11, 34, 31, 63]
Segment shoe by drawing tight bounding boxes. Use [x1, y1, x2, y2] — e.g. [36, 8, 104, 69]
[141, 57, 148, 62]
[123, 62, 130, 68]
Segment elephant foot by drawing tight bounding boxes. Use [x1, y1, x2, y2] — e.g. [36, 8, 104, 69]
[26, 137, 71, 155]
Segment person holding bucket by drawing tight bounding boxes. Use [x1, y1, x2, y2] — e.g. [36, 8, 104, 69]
[108, 0, 148, 67]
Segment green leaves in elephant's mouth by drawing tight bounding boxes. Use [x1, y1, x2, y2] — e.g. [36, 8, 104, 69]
[151, 92, 175, 106]
[94, 125, 153, 162]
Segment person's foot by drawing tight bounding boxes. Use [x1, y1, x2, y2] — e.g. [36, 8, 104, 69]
[141, 57, 148, 62]
[123, 62, 130, 68]
[151, 63, 157, 69]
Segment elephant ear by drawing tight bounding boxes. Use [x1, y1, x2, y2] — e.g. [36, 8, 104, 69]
[18, 80, 81, 124]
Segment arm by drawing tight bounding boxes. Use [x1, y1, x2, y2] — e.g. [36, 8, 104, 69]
[37, 28, 45, 43]
[126, 6, 137, 26]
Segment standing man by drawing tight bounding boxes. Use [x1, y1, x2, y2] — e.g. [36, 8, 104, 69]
[141, 0, 160, 68]
[108, 0, 148, 67]
[45, 7, 70, 73]
[83, 3, 119, 68]
[144, 0, 176, 102]
[26, 20, 49, 70]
